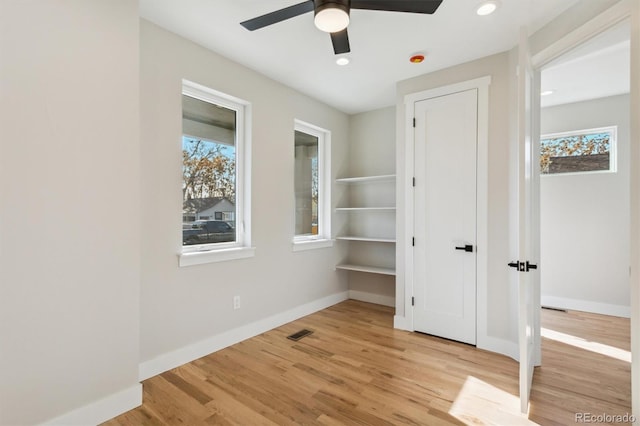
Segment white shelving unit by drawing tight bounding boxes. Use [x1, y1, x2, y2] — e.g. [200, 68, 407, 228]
[335, 264, 396, 276]
[335, 207, 396, 211]
[336, 236, 396, 243]
[335, 174, 396, 276]
[335, 174, 396, 184]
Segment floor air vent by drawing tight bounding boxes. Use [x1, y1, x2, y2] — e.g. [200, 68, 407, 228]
[542, 306, 568, 313]
[287, 329, 313, 341]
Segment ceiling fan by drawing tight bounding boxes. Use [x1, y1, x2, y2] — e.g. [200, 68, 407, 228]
[240, 0, 443, 55]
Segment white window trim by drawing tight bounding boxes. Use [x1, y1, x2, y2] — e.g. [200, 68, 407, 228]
[292, 239, 334, 252]
[540, 125, 617, 177]
[179, 80, 253, 266]
[292, 119, 332, 251]
[179, 246, 256, 267]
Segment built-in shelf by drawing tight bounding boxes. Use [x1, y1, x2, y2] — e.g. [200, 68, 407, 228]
[335, 174, 396, 184]
[335, 173, 396, 277]
[335, 207, 396, 211]
[335, 264, 396, 276]
[336, 236, 396, 243]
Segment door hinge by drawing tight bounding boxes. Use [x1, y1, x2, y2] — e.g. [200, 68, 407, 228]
[412, 296, 415, 306]
[413, 117, 416, 127]
[412, 237, 415, 246]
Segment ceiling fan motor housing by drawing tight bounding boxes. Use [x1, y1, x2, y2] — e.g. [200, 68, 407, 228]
[314, 0, 351, 18]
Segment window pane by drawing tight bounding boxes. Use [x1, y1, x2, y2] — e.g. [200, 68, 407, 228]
[294, 130, 319, 236]
[540, 128, 614, 174]
[182, 94, 237, 245]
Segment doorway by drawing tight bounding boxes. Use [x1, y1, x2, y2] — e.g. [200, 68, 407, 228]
[533, 17, 632, 414]
[539, 19, 631, 318]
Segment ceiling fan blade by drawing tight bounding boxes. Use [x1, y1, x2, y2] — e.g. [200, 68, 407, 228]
[351, 0, 443, 14]
[240, 1, 315, 31]
[331, 29, 351, 55]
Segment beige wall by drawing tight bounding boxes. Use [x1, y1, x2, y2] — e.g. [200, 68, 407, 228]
[0, 1, 141, 424]
[1, 0, 636, 423]
[139, 20, 349, 367]
[346, 107, 397, 305]
[396, 52, 516, 346]
[529, 0, 622, 58]
[540, 94, 630, 316]
[393, 0, 636, 360]
[630, 0, 640, 415]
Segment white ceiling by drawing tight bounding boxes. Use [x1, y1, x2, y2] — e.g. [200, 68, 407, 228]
[139, 0, 583, 114]
[541, 19, 630, 108]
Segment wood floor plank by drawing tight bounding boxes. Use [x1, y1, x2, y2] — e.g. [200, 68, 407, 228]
[103, 300, 631, 425]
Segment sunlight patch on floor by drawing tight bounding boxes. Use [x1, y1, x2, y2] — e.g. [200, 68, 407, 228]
[449, 376, 538, 425]
[541, 327, 631, 362]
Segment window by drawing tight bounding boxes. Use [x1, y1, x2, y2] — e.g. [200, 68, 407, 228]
[540, 126, 617, 175]
[293, 120, 332, 251]
[180, 80, 253, 266]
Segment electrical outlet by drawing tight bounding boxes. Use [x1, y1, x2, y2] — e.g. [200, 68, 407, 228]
[233, 295, 241, 310]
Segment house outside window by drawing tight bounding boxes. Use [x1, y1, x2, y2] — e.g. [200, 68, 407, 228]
[540, 126, 617, 175]
[293, 120, 332, 251]
[180, 80, 253, 265]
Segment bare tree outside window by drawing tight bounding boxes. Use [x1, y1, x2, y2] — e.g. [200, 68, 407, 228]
[182, 93, 238, 246]
[182, 138, 235, 202]
[540, 127, 616, 175]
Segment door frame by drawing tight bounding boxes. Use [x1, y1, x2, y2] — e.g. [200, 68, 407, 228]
[403, 76, 495, 349]
[529, 0, 639, 416]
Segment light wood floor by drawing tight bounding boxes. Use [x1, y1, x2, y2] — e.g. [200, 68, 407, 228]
[104, 300, 631, 425]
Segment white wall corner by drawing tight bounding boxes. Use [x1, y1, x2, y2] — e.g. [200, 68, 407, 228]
[139, 291, 349, 381]
[348, 290, 395, 307]
[40, 384, 142, 426]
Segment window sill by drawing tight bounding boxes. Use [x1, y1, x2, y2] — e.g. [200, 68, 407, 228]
[179, 246, 256, 267]
[292, 238, 334, 252]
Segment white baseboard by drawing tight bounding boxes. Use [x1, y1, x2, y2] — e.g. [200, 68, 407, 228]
[394, 314, 518, 361]
[139, 291, 349, 381]
[477, 335, 519, 361]
[542, 295, 630, 318]
[41, 383, 141, 426]
[393, 315, 412, 331]
[348, 290, 395, 307]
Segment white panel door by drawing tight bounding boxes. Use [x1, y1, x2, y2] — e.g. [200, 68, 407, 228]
[413, 89, 478, 345]
[515, 28, 540, 415]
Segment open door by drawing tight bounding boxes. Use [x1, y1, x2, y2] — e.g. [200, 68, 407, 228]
[513, 28, 541, 414]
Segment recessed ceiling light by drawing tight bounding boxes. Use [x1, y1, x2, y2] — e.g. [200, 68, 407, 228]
[336, 57, 350, 66]
[476, 0, 500, 16]
[541, 90, 555, 96]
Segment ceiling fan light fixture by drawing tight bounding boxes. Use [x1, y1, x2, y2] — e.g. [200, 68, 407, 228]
[314, 2, 350, 33]
[476, 0, 500, 16]
[336, 57, 350, 66]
